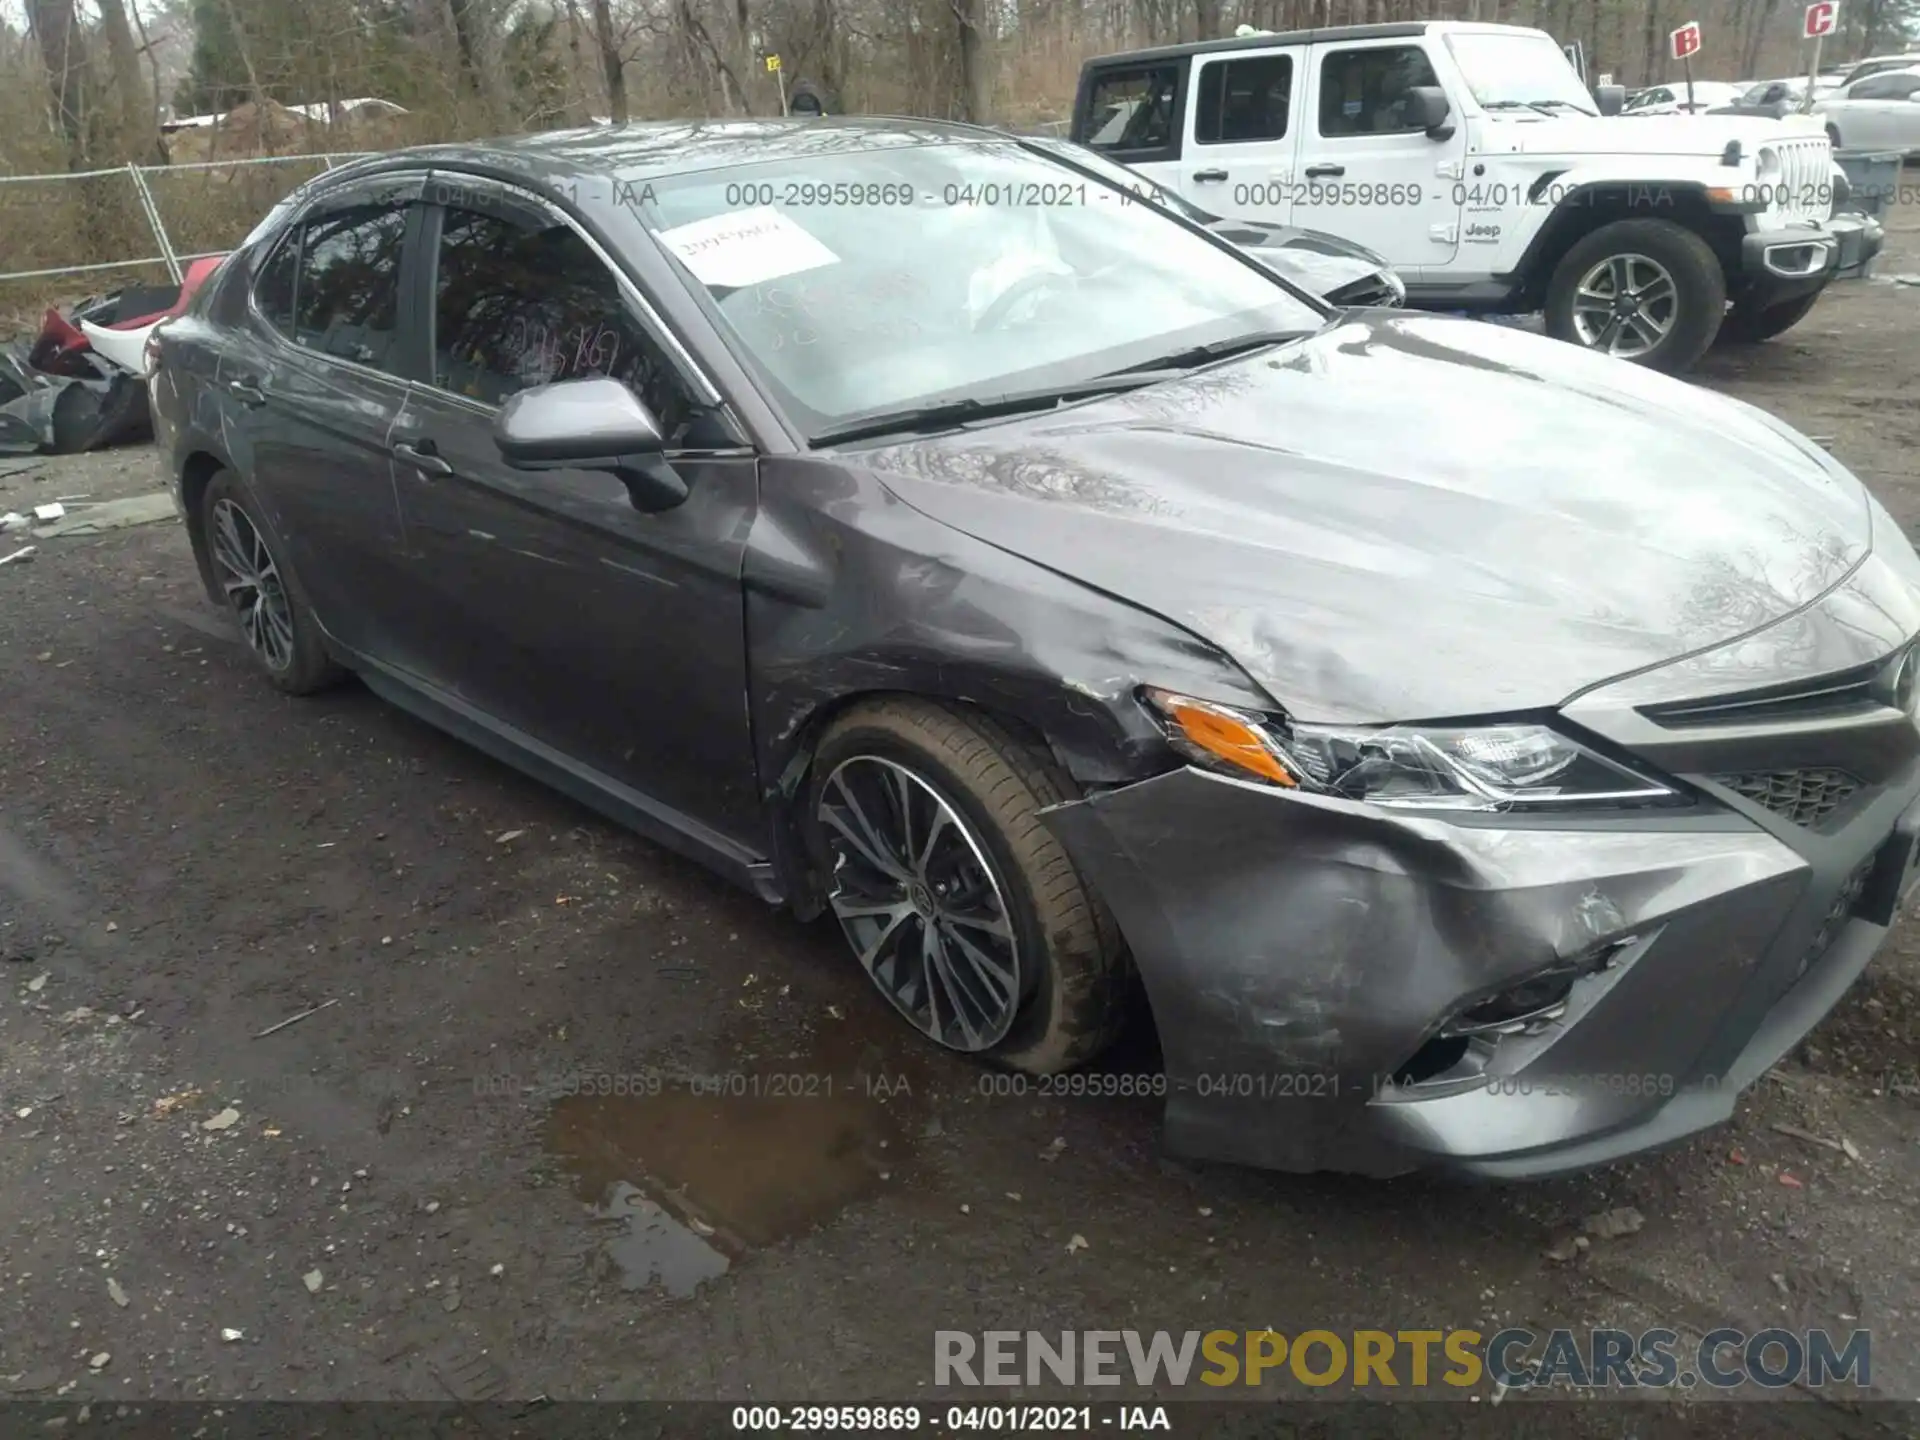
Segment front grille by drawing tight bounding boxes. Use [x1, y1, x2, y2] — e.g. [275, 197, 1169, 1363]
[1794, 855, 1875, 983]
[1760, 136, 1833, 226]
[1327, 275, 1403, 309]
[1712, 768, 1862, 827]
[1640, 658, 1882, 728]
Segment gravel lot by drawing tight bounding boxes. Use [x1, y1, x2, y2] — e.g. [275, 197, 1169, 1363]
[2, 200, 1919, 1425]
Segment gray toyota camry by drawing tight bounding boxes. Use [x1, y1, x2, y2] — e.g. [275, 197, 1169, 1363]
[149, 118, 1920, 1180]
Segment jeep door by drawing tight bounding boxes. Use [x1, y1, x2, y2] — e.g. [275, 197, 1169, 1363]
[1179, 46, 1306, 226]
[1298, 38, 1466, 273]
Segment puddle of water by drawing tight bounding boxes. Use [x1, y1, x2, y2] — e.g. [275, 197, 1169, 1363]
[545, 1023, 929, 1296]
[594, 1181, 731, 1297]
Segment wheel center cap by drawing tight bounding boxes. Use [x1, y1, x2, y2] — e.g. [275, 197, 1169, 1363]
[907, 880, 936, 918]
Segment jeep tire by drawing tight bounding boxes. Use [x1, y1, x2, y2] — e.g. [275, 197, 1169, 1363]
[1718, 290, 1822, 345]
[1544, 218, 1727, 374]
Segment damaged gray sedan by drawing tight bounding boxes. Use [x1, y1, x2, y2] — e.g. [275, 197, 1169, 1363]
[150, 118, 1920, 1179]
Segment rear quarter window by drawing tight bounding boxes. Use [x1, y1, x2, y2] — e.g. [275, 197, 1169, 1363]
[1076, 62, 1183, 161]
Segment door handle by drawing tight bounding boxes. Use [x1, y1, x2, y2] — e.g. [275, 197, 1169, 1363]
[226, 378, 265, 406]
[1304, 164, 1346, 178]
[1192, 168, 1229, 182]
[392, 440, 453, 477]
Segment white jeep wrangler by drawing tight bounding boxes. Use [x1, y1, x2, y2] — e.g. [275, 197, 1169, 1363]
[1071, 20, 1844, 372]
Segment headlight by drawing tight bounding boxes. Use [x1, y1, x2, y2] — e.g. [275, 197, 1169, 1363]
[1383, 270, 1407, 304]
[1142, 689, 1681, 812]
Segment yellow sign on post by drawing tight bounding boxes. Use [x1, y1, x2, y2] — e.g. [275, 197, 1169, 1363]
[765, 54, 782, 72]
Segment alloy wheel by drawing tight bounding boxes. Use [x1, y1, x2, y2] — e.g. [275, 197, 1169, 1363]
[1569, 252, 1679, 358]
[818, 755, 1023, 1052]
[208, 497, 295, 672]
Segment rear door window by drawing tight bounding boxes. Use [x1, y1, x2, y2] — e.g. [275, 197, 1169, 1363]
[1850, 73, 1920, 99]
[286, 203, 409, 373]
[252, 230, 300, 334]
[1195, 54, 1294, 143]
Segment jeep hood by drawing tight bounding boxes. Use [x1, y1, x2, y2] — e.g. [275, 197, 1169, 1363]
[1485, 112, 1827, 155]
[855, 314, 1872, 724]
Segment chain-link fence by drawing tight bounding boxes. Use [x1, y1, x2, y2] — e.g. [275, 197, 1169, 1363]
[0, 152, 375, 291]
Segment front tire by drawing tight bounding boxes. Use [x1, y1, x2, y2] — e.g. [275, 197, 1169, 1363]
[805, 698, 1129, 1074]
[1718, 290, 1822, 344]
[200, 470, 341, 695]
[1544, 218, 1726, 373]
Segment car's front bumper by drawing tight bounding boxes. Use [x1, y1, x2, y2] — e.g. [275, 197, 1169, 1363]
[1738, 224, 1841, 306]
[1042, 543, 1920, 1179]
[1829, 210, 1886, 278]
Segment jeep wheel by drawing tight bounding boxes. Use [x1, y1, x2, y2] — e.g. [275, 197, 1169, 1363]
[1718, 290, 1822, 344]
[1544, 219, 1726, 373]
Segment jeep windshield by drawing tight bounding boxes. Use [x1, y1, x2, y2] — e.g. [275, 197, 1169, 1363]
[1445, 31, 1599, 116]
[633, 140, 1323, 441]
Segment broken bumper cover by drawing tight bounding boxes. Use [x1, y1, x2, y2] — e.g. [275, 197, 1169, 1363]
[1043, 763, 1920, 1179]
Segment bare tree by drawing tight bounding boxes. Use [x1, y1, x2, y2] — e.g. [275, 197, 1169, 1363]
[97, 0, 165, 159]
[26, 0, 87, 159]
[955, 0, 990, 120]
[590, 0, 628, 120]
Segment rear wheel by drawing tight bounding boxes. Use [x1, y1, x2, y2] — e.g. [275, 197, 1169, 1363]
[805, 698, 1129, 1074]
[1544, 218, 1726, 373]
[201, 469, 341, 695]
[1718, 290, 1823, 344]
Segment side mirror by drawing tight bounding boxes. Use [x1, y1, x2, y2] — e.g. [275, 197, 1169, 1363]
[494, 375, 689, 513]
[1595, 84, 1626, 116]
[1405, 85, 1453, 136]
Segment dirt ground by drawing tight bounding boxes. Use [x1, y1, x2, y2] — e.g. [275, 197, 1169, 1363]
[4, 200, 1920, 1429]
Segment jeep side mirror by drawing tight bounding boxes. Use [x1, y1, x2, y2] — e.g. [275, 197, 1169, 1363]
[1596, 84, 1626, 116]
[1405, 85, 1452, 135]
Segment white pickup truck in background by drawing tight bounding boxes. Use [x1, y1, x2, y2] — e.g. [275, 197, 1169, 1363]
[1071, 21, 1851, 372]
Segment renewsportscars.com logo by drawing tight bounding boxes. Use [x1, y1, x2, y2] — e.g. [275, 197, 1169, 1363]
[934, 1327, 1871, 1391]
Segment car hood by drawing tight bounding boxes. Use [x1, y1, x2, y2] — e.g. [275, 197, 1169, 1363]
[855, 313, 1872, 724]
[1485, 112, 1826, 154]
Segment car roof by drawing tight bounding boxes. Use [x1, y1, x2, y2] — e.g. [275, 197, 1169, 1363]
[306, 117, 1018, 201]
[1842, 64, 1920, 82]
[1079, 18, 1544, 67]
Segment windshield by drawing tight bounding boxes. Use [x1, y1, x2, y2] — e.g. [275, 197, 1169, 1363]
[1444, 32, 1598, 115]
[632, 141, 1322, 440]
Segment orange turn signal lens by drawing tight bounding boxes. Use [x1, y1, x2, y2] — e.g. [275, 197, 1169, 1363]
[1148, 690, 1298, 787]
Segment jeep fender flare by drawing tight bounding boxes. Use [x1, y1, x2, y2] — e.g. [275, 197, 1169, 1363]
[1495, 177, 1748, 310]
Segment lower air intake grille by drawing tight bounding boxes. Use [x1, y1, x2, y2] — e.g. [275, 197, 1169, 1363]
[1712, 768, 1862, 828]
[1794, 855, 1876, 984]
